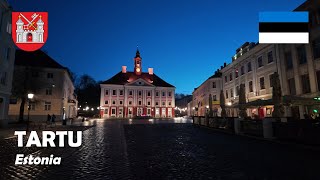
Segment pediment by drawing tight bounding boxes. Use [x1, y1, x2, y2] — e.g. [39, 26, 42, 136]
[126, 78, 154, 87]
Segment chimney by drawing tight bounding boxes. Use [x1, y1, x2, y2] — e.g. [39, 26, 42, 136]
[122, 66, 127, 73]
[220, 66, 223, 70]
[148, 68, 154, 75]
[224, 62, 226, 67]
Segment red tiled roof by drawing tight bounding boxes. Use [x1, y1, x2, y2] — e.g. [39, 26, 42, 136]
[101, 71, 175, 88]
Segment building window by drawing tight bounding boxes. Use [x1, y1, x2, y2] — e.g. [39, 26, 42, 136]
[129, 101, 132, 105]
[213, 95, 217, 101]
[112, 100, 116, 105]
[29, 102, 35, 111]
[156, 101, 159, 106]
[269, 74, 274, 88]
[119, 90, 123, 96]
[46, 88, 52, 95]
[249, 81, 253, 92]
[212, 82, 216, 88]
[147, 101, 151, 106]
[112, 90, 116, 96]
[105, 90, 109, 95]
[247, 62, 252, 72]
[168, 92, 172, 97]
[297, 45, 307, 64]
[288, 78, 296, 95]
[301, 74, 311, 94]
[129, 90, 133, 96]
[105, 100, 109, 105]
[230, 89, 234, 98]
[156, 91, 159, 97]
[47, 73, 53, 79]
[6, 22, 12, 34]
[229, 73, 233, 81]
[258, 56, 263, 67]
[241, 66, 245, 75]
[147, 91, 151, 96]
[0, 72, 7, 85]
[260, 77, 265, 90]
[235, 69, 239, 78]
[138, 100, 142, 106]
[267, 51, 273, 63]
[138, 91, 142, 96]
[9, 98, 18, 104]
[44, 102, 51, 111]
[168, 102, 172, 106]
[162, 91, 166, 97]
[225, 76, 227, 83]
[236, 86, 239, 96]
[225, 90, 228, 99]
[119, 100, 123, 105]
[313, 37, 320, 59]
[162, 102, 165, 106]
[285, 51, 293, 69]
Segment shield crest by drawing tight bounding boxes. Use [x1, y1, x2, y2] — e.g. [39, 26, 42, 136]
[12, 12, 48, 52]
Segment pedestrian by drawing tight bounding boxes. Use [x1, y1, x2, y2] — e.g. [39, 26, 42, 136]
[47, 114, 51, 123]
[52, 114, 56, 126]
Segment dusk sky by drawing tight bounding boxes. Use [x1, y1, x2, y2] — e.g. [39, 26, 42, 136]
[9, 0, 305, 94]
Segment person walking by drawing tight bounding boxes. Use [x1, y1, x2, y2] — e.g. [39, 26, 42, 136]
[51, 114, 56, 127]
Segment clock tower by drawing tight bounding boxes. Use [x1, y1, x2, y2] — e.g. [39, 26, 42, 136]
[134, 49, 142, 75]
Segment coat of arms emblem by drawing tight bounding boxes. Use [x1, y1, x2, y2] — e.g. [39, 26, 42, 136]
[12, 12, 48, 51]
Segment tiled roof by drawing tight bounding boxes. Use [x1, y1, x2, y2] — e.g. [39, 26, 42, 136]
[15, 50, 66, 69]
[101, 71, 175, 88]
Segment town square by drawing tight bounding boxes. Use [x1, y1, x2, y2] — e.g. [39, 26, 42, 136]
[1, 0, 320, 179]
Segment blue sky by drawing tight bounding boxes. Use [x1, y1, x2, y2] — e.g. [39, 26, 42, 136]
[9, 0, 306, 94]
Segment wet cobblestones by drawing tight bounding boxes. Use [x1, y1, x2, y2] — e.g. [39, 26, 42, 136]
[0, 119, 319, 179]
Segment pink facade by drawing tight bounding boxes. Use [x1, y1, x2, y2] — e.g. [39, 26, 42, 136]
[100, 50, 175, 118]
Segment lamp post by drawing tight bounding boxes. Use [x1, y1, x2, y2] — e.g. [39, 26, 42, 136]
[27, 93, 34, 131]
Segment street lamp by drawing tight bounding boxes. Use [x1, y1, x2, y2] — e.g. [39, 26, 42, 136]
[27, 93, 34, 131]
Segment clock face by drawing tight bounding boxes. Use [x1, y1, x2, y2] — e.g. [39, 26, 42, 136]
[136, 68, 140, 72]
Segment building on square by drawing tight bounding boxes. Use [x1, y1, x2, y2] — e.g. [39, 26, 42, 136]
[0, 0, 15, 127]
[100, 50, 175, 118]
[8, 50, 78, 122]
[191, 0, 320, 120]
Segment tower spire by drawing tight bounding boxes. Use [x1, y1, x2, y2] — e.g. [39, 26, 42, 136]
[135, 45, 140, 58]
[134, 47, 142, 75]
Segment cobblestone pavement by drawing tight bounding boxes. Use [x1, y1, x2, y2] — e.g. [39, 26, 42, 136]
[0, 118, 320, 180]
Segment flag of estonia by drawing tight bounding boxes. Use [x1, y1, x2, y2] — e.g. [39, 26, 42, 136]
[259, 12, 309, 44]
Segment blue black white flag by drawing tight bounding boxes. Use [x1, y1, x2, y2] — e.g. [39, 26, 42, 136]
[259, 12, 309, 44]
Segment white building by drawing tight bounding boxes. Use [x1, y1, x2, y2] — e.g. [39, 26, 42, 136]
[191, 0, 320, 119]
[0, 0, 15, 127]
[100, 50, 176, 118]
[8, 50, 77, 122]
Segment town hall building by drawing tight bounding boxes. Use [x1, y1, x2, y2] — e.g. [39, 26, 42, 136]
[100, 50, 175, 118]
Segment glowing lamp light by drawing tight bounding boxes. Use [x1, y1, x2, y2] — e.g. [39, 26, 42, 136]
[27, 93, 34, 99]
[313, 109, 318, 113]
[227, 102, 232, 106]
[206, 105, 209, 109]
